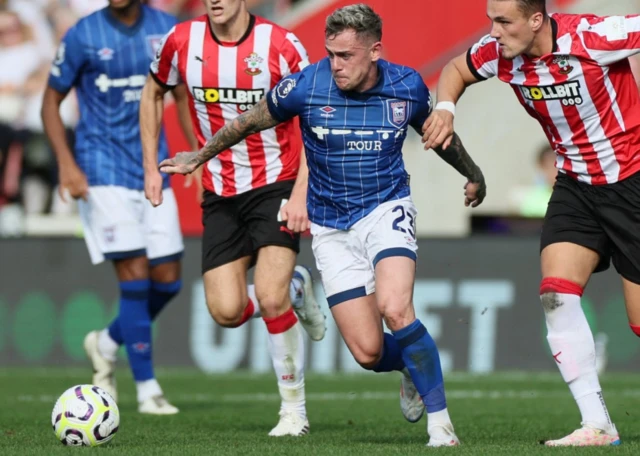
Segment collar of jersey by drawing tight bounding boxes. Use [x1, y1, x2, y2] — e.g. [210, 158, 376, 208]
[208, 14, 256, 47]
[102, 5, 145, 36]
[550, 16, 558, 53]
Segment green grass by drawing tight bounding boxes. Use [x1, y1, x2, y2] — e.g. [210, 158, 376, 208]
[0, 369, 639, 455]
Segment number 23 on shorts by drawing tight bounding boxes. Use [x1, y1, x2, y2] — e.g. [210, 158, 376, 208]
[391, 205, 416, 240]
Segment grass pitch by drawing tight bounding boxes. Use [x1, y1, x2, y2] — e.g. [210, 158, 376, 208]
[1, 369, 639, 455]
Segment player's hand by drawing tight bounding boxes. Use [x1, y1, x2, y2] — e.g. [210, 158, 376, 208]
[280, 194, 309, 233]
[159, 151, 200, 175]
[59, 164, 89, 202]
[184, 166, 204, 204]
[464, 178, 487, 208]
[145, 169, 164, 207]
[422, 109, 455, 150]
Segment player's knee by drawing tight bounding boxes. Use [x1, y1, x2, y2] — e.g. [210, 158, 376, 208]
[630, 324, 640, 337]
[352, 345, 383, 370]
[150, 260, 181, 283]
[255, 294, 288, 318]
[115, 256, 149, 281]
[381, 305, 414, 332]
[355, 353, 382, 370]
[206, 301, 245, 328]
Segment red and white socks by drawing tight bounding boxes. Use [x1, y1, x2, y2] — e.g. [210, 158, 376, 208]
[540, 277, 613, 432]
[263, 308, 307, 419]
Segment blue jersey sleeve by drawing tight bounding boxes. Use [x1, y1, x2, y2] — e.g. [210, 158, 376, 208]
[266, 71, 307, 122]
[47, 25, 86, 94]
[409, 73, 433, 134]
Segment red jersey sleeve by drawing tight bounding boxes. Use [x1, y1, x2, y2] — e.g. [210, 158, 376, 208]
[577, 14, 640, 66]
[150, 26, 180, 87]
[278, 31, 310, 77]
[466, 34, 500, 81]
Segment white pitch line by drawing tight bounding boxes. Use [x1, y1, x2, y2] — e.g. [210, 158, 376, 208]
[13, 389, 640, 404]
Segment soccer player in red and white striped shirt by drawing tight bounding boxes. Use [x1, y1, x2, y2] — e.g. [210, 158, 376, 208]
[139, 0, 327, 436]
[422, 0, 640, 447]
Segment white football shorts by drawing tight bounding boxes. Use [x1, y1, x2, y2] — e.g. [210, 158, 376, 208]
[78, 186, 184, 265]
[310, 196, 418, 307]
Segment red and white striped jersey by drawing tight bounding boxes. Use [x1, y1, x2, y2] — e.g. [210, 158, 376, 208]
[467, 13, 640, 185]
[151, 15, 309, 196]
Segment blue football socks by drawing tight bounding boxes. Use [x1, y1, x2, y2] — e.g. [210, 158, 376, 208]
[393, 319, 447, 412]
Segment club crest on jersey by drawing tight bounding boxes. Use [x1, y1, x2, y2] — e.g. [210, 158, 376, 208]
[97, 47, 114, 61]
[244, 52, 263, 76]
[552, 55, 573, 75]
[146, 35, 164, 60]
[387, 100, 407, 127]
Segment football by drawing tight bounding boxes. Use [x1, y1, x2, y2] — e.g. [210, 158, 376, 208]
[51, 385, 120, 446]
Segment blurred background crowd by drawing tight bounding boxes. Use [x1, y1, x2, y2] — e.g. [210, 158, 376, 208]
[0, 0, 638, 238]
[0, 0, 301, 236]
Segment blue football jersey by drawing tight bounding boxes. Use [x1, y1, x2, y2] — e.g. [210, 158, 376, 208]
[266, 58, 432, 229]
[47, 6, 176, 190]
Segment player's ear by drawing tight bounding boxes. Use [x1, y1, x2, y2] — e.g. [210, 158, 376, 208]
[370, 41, 383, 62]
[529, 12, 544, 32]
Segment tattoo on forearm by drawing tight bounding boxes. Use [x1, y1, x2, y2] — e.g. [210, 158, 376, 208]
[195, 98, 280, 164]
[433, 132, 484, 183]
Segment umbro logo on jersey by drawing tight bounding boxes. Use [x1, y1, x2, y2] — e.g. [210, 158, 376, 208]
[520, 81, 583, 106]
[192, 87, 265, 112]
[97, 47, 114, 61]
[319, 106, 336, 118]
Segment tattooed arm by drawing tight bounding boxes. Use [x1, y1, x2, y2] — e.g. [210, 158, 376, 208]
[159, 97, 280, 174]
[433, 132, 487, 207]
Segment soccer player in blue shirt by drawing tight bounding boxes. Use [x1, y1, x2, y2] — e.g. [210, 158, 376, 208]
[159, 4, 486, 444]
[41, 0, 195, 415]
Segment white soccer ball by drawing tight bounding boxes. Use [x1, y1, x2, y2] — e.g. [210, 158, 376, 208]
[51, 385, 120, 447]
